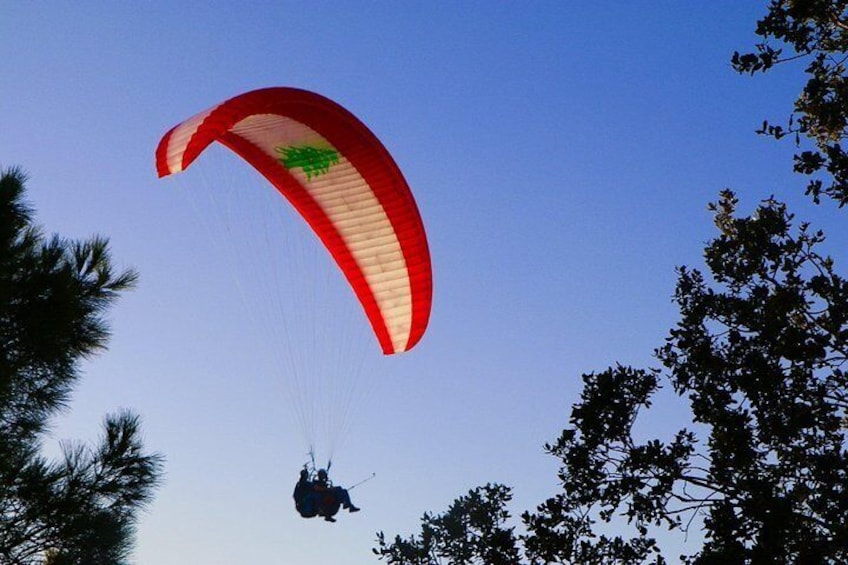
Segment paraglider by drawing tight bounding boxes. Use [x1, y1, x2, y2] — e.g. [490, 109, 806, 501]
[293, 468, 319, 518]
[156, 87, 431, 520]
[293, 467, 359, 522]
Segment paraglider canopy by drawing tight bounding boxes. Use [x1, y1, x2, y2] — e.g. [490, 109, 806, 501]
[155, 87, 432, 354]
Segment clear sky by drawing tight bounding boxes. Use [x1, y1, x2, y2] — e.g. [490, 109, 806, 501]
[4, 2, 848, 563]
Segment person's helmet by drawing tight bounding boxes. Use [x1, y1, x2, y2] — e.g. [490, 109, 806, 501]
[317, 469, 328, 480]
[300, 468, 309, 480]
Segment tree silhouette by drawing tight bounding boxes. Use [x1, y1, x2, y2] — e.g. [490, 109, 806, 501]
[0, 167, 163, 564]
[377, 192, 848, 564]
[521, 191, 848, 564]
[733, 0, 848, 206]
[374, 484, 520, 565]
[375, 2, 848, 563]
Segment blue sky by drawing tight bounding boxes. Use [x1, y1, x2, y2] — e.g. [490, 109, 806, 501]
[4, 2, 848, 563]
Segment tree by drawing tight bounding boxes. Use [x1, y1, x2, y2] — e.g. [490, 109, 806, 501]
[374, 484, 520, 565]
[377, 192, 848, 564]
[0, 167, 164, 564]
[375, 2, 848, 563]
[732, 0, 848, 206]
[522, 191, 848, 564]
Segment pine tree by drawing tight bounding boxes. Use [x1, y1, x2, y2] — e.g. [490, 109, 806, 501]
[0, 167, 163, 564]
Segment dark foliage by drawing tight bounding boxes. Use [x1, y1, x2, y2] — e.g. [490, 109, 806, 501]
[732, 0, 848, 206]
[374, 193, 848, 565]
[520, 192, 848, 564]
[374, 484, 520, 565]
[0, 168, 163, 564]
[375, 2, 848, 563]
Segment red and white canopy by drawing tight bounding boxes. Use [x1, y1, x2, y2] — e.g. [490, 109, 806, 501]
[156, 87, 432, 354]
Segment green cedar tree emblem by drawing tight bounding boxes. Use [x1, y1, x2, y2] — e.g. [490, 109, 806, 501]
[275, 144, 340, 180]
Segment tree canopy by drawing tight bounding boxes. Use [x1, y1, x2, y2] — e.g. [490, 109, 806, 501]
[375, 2, 848, 563]
[733, 0, 848, 206]
[0, 167, 163, 564]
